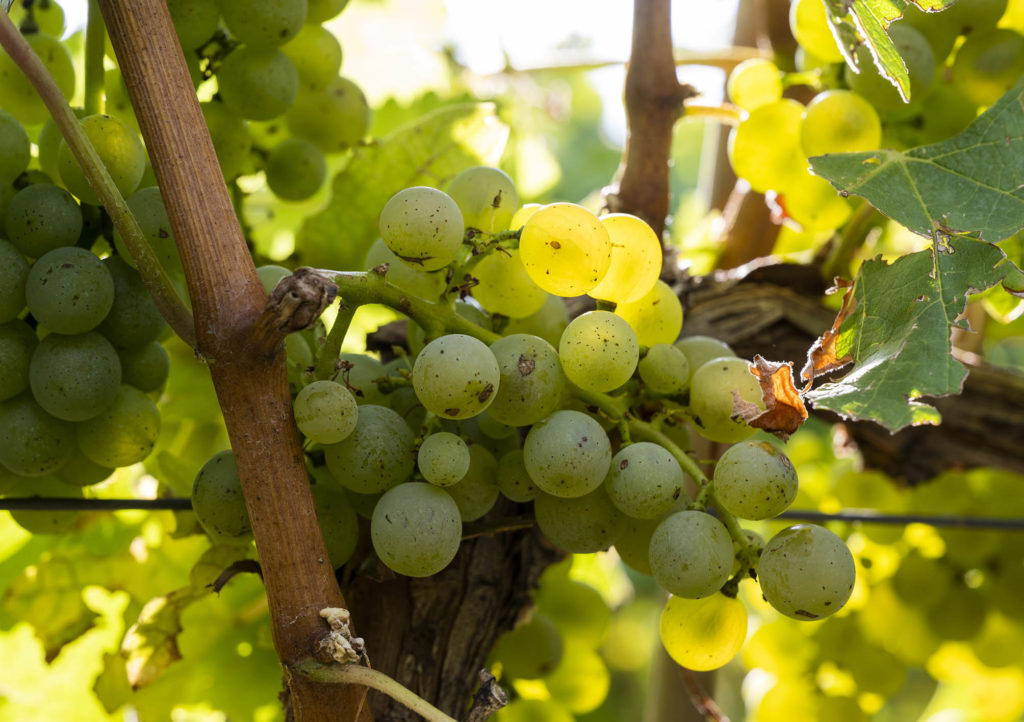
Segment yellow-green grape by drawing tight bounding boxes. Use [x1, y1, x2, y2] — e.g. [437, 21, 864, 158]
[9, 0, 66, 36]
[118, 341, 169, 393]
[605, 441, 685, 519]
[941, 0, 1009, 38]
[266, 138, 327, 201]
[535, 576, 611, 649]
[504, 294, 569, 348]
[544, 643, 611, 714]
[286, 76, 370, 154]
[523, 410, 611, 498]
[0, 111, 30, 185]
[508, 202, 542, 230]
[443, 444, 499, 521]
[282, 24, 343, 91]
[614, 279, 683, 347]
[728, 99, 808, 193]
[800, 89, 882, 157]
[29, 331, 121, 422]
[416, 431, 470, 487]
[614, 516, 660, 575]
[57, 115, 147, 206]
[781, 173, 852, 232]
[659, 594, 748, 671]
[674, 335, 735, 385]
[113, 187, 183, 275]
[6, 475, 82, 534]
[488, 333, 566, 427]
[519, 202, 612, 297]
[365, 238, 447, 302]
[758, 524, 855, 620]
[712, 440, 798, 520]
[688, 357, 763, 444]
[472, 249, 548, 318]
[218, 0, 308, 49]
[0, 395, 75, 476]
[293, 380, 358, 444]
[323, 404, 414, 493]
[167, 0, 220, 52]
[307, 0, 350, 22]
[637, 343, 690, 395]
[951, 29, 1024, 107]
[217, 47, 299, 121]
[370, 481, 462, 577]
[495, 449, 540, 502]
[534, 486, 626, 553]
[726, 58, 783, 111]
[201, 101, 253, 180]
[789, 0, 843, 62]
[311, 482, 359, 568]
[0, 320, 36, 401]
[649, 510, 734, 598]
[412, 334, 500, 420]
[191, 450, 251, 540]
[587, 213, 662, 305]
[0, 33, 75, 125]
[891, 549, 951, 609]
[558, 311, 639, 393]
[25, 247, 114, 334]
[447, 166, 520, 233]
[492, 612, 563, 680]
[379, 186, 465, 272]
[76, 385, 160, 467]
[844, 23, 935, 114]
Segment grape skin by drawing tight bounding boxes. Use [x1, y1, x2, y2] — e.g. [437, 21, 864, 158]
[0, 320, 37, 403]
[587, 213, 661, 305]
[613, 280, 683, 347]
[649, 510, 733, 598]
[57, 114, 146, 206]
[637, 343, 690, 395]
[379, 186, 465, 272]
[758, 524, 856, 620]
[29, 331, 122, 422]
[217, 47, 299, 121]
[416, 431, 470, 487]
[519, 202, 612, 297]
[688, 356, 763, 444]
[412, 334, 500, 420]
[659, 594, 748, 671]
[558, 311, 639, 393]
[192, 449, 251, 540]
[446, 165, 519, 233]
[5, 184, 83, 258]
[712, 440, 798, 520]
[444, 445, 499, 521]
[605, 442, 685, 519]
[370, 481, 462, 577]
[293, 379, 358, 445]
[25, 247, 114, 335]
[488, 333, 566, 427]
[523, 410, 611, 498]
[77, 385, 161, 468]
[533, 486, 626, 553]
[323, 404, 414, 493]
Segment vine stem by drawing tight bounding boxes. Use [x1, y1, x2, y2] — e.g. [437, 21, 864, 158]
[0, 9, 196, 347]
[294, 661, 459, 722]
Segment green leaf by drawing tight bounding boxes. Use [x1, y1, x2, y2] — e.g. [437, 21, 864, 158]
[121, 587, 200, 689]
[806, 237, 1009, 430]
[297, 102, 509, 271]
[811, 81, 1024, 243]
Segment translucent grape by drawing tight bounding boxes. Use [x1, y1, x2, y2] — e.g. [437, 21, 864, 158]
[112, 186, 183, 275]
[446, 165, 519, 233]
[504, 294, 569, 347]
[217, 47, 299, 121]
[535, 577, 611, 649]
[77, 385, 160, 467]
[118, 341, 170, 393]
[800, 90, 882, 157]
[544, 644, 611, 714]
[488, 333, 565, 427]
[586, 213, 662, 305]
[192, 450, 251, 539]
[728, 99, 808, 193]
[558, 311, 639, 393]
[534, 486, 626, 553]
[219, 0, 307, 48]
[951, 29, 1024, 107]
[412, 334, 499, 420]
[606, 442, 685, 519]
[649, 510, 734, 598]
[6, 474, 82, 534]
[496, 449, 540, 502]
[789, 0, 843, 63]
[293, 379, 359, 444]
[0, 321, 36, 402]
[675, 336, 736, 385]
[688, 357, 763, 444]
[416, 431, 470, 487]
[370, 481, 462, 577]
[0, 33, 75, 125]
[726, 58, 783, 111]
[25, 247, 115, 335]
[286, 76, 370, 154]
[0, 110, 30, 185]
[323, 404, 414, 493]
[638, 343, 690, 395]
[613, 279, 683, 346]
[4, 184, 82, 258]
[492, 612, 563, 680]
[0, 241, 29, 323]
[0, 395, 75, 476]
[365, 238, 447, 301]
[844, 24, 935, 114]
[378, 187, 464, 272]
[57, 114, 146, 206]
[201, 101, 253, 180]
[97, 256, 168, 347]
[281, 23, 342, 92]
[758, 524, 856, 620]
[471, 249, 548, 318]
[713, 440, 798, 520]
[659, 594, 748, 671]
[29, 332, 122, 422]
[307, 0, 349, 22]
[311, 481, 359, 568]
[523, 410, 611, 498]
[444, 445, 499, 521]
[266, 138, 327, 202]
[519, 203, 612, 297]
[780, 173, 852, 232]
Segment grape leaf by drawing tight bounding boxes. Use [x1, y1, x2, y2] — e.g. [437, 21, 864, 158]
[732, 356, 808, 441]
[298, 102, 509, 271]
[805, 237, 1010, 430]
[811, 80, 1024, 243]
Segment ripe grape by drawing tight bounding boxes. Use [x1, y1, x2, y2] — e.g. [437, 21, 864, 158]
[0, 394, 75, 476]
[488, 333, 565, 427]
[544, 644, 611, 714]
[112, 187, 183, 275]
[558, 311, 638, 393]
[57, 114, 147, 206]
[293, 379, 358, 444]
[940, 0, 1008, 38]
[534, 486, 626, 553]
[217, 47, 299, 121]
[6, 474, 82, 535]
[77, 385, 161, 467]
[789, 0, 843, 63]
[25, 247, 115, 335]
[286, 76, 370, 154]
[674, 335, 735, 384]
[605, 442, 685, 519]
[712, 440, 798, 520]
[365, 238, 447, 301]
[758, 524, 856, 620]
[800, 90, 882, 157]
[0, 33, 75, 125]
[637, 343, 690, 394]
[586, 213, 662, 305]
[649, 510, 733, 598]
[951, 29, 1024, 107]
[688, 356, 763, 444]
[659, 594, 748, 671]
[0, 321, 37, 402]
[0, 241, 29, 324]
[492, 612, 563, 680]
[891, 549, 951, 609]
[446, 165, 520, 233]
[726, 58, 783, 111]
[282, 24, 343, 91]
[471, 249, 548, 319]
[416, 431, 470, 486]
[97, 256, 168, 347]
[311, 482, 359, 567]
[166, 0, 220, 52]
[845, 23, 935, 114]
[925, 585, 987, 640]
[519, 203, 612, 297]
[192, 450, 251, 539]
[117, 341, 170, 393]
[370, 481, 462, 577]
[444, 445, 499, 521]
[728, 99, 808, 193]
[613, 279, 683, 347]
[0, 110, 30, 185]
[780, 173, 852, 232]
[5, 184, 83, 258]
[614, 515, 660, 575]
[307, 0, 349, 22]
[496, 449, 540, 502]
[523, 410, 611, 498]
[201, 101, 253, 180]
[219, 0, 308, 49]
[337, 352, 386, 405]
[266, 138, 327, 202]
[323, 404, 414, 493]
[412, 334, 499, 420]
[536, 577, 611, 649]
[379, 186, 465, 272]
[504, 294, 569, 347]
[29, 332, 122, 422]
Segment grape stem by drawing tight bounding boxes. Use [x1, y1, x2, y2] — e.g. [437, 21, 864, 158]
[315, 300, 356, 381]
[682, 101, 744, 126]
[0, 9, 196, 347]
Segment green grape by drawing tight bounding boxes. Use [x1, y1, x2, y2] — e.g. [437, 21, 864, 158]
[614, 515, 659, 575]
[638, 343, 690, 395]
[76, 385, 160, 467]
[311, 482, 359, 568]
[940, 0, 1008, 37]
[219, 0, 307, 48]
[951, 29, 1024, 107]
[0, 33, 75, 125]
[4, 184, 83, 258]
[97, 256, 168, 347]
[286, 333, 313, 388]
[674, 335, 736, 385]
[306, 0, 349, 22]
[37, 112, 81, 180]
[113, 187, 182, 275]
[0, 394, 75, 476]
[780, 173, 852, 232]
[192, 449, 251, 539]
[26, 247, 115, 335]
[492, 612, 563, 680]
[544, 645, 610, 713]
[586, 213, 662, 305]
[0, 240, 29, 323]
[167, 0, 220, 52]
[444, 444, 499, 521]
[412, 334, 499, 420]
[688, 356, 763, 444]
[496, 449, 539, 502]
[925, 585, 987, 640]
[0, 110, 30, 185]
[900, 6, 959, 66]
[217, 47, 299, 121]
[519, 202, 612, 297]
[0, 320, 37, 402]
[370, 481, 462, 577]
[54, 444, 113, 486]
[6, 474, 82, 535]
[886, 80, 978, 148]
[845, 24, 935, 114]
[446, 165, 519, 233]
[256, 264, 291, 294]
[495, 699, 573, 722]
[57, 114, 147, 206]
[345, 488, 382, 520]
[726, 58, 783, 111]
[365, 238, 448, 301]
[378, 186, 465, 272]
[649, 510, 733, 598]
[558, 310, 638, 393]
[523, 410, 611, 498]
[728, 99, 808, 193]
[9, 0, 66, 36]
[758, 524, 855, 620]
[487, 333, 565, 427]
[323, 404, 414, 493]
[266, 138, 327, 201]
[535, 576, 610, 649]
[416, 432, 470, 487]
[286, 76, 370, 154]
[504, 294, 569, 347]
[337, 352, 386, 405]
[712, 440, 798, 520]
[800, 89, 882, 157]
[843, 638, 907, 697]
[660, 594, 747, 671]
[293, 379, 358, 444]
[201, 101, 253, 180]
[471, 249, 548, 319]
[614, 279, 683, 347]
[890, 549, 951, 608]
[789, 0, 844, 62]
[817, 696, 869, 722]
[534, 486, 625, 553]
[605, 442, 684, 519]
[970, 611, 1024, 667]
[29, 331, 122, 422]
